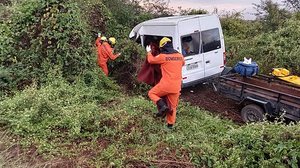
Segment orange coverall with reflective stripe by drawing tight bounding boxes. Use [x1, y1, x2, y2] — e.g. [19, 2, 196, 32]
[97, 42, 118, 76]
[147, 52, 185, 125]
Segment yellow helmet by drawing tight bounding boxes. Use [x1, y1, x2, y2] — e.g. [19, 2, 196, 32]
[100, 36, 107, 41]
[159, 37, 171, 48]
[108, 37, 116, 45]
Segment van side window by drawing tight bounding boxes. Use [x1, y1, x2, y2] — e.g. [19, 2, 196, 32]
[181, 32, 200, 57]
[201, 28, 221, 53]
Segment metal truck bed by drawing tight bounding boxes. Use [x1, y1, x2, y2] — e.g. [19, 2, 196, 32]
[219, 74, 300, 122]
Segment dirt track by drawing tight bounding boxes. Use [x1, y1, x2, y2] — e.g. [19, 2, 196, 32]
[181, 84, 244, 124]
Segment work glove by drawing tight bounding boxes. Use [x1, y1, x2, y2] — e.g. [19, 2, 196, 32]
[146, 45, 151, 52]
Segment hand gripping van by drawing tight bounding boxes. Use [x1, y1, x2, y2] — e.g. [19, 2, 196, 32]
[129, 14, 226, 87]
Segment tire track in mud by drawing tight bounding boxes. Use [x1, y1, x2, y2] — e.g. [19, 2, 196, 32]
[181, 84, 244, 124]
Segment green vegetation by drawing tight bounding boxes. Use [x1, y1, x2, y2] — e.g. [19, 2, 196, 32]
[224, 1, 300, 75]
[0, 0, 300, 167]
[1, 75, 299, 167]
[0, 0, 94, 95]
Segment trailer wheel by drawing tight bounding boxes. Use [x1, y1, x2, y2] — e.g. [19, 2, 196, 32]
[241, 104, 265, 123]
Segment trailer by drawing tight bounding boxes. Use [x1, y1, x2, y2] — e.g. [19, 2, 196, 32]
[218, 74, 300, 122]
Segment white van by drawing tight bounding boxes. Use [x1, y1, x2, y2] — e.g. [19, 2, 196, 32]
[129, 14, 226, 87]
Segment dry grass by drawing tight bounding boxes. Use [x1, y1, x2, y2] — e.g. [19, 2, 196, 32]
[0, 131, 29, 168]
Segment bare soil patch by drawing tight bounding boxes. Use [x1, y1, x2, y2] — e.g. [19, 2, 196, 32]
[181, 84, 244, 124]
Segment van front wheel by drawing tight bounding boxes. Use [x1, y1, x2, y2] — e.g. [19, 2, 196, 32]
[241, 104, 265, 123]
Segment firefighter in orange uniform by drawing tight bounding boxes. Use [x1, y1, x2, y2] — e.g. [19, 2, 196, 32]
[96, 35, 107, 66]
[97, 37, 120, 76]
[147, 37, 185, 129]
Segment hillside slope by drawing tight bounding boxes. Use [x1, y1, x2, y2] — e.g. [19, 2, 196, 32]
[0, 74, 299, 167]
[0, 0, 299, 167]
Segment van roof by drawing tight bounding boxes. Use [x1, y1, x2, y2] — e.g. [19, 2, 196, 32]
[140, 14, 213, 26]
[129, 14, 216, 39]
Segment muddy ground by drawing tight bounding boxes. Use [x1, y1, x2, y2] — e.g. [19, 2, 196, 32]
[181, 84, 244, 124]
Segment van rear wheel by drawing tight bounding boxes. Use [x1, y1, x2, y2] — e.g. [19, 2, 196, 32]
[241, 104, 265, 123]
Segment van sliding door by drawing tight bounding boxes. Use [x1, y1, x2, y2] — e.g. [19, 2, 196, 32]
[178, 18, 205, 85]
[199, 16, 225, 78]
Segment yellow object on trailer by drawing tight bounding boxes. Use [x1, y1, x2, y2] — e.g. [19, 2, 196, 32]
[272, 68, 290, 77]
[272, 68, 300, 86]
[279, 76, 300, 86]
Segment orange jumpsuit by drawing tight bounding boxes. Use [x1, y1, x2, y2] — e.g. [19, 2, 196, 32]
[147, 52, 185, 125]
[95, 37, 103, 71]
[97, 42, 118, 76]
[95, 37, 102, 47]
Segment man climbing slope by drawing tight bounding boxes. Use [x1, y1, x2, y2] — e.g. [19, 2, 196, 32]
[147, 37, 185, 129]
[95, 34, 108, 68]
[95, 33, 107, 47]
[97, 37, 121, 76]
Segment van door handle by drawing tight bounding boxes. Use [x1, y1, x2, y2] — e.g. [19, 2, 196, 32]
[214, 51, 218, 54]
[206, 61, 210, 64]
[185, 58, 193, 61]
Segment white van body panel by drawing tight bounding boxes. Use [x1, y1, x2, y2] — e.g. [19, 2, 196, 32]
[138, 25, 176, 37]
[178, 18, 205, 84]
[129, 14, 225, 87]
[199, 16, 225, 78]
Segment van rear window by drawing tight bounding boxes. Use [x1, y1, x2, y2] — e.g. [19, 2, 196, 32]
[201, 28, 221, 53]
[144, 35, 173, 47]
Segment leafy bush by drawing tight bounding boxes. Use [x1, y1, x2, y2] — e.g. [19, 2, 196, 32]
[0, 0, 154, 96]
[76, 0, 122, 38]
[1, 0, 299, 167]
[102, 0, 153, 29]
[225, 15, 300, 75]
[221, 12, 263, 39]
[1, 83, 299, 167]
[110, 39, 150, 94]
[0, 70, 120, 149]
[0, 0, 10, 5]
[0, 0, 93, 94]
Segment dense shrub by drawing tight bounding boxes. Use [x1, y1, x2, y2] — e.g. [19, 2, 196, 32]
[103, 0, 150, 28]
[76, 0, 124, 39]
[221, 13, 263, 39]
[0, 79, 299, 167]
[0, 0, 10, 5]
[0, 70, 120, 147]
[0, 0, 93, 94]
[109, 39, 150, 94]
[0, 0, 299, 167]
[225, 15, 300, 75]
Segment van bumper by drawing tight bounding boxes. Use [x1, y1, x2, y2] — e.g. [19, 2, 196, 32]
[182, 73, 221, 88]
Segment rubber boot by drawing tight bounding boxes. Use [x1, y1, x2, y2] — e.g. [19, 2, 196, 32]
[156, 99, 169, 117]
[167, 124, 173, 129]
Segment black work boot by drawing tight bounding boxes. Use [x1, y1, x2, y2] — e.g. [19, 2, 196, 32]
[167, 124, 173, 129]
[156, 99, 169, 117]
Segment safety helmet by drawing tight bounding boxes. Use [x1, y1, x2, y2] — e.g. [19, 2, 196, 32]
[159, 37, 171, 48]
[100, 36, 107, 41]
[108, 37, 116, 45]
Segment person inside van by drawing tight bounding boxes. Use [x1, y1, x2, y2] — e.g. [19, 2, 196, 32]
[182, 41, 194, 56]
[146, 37, 185, 129]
